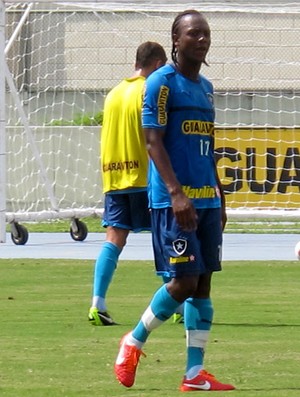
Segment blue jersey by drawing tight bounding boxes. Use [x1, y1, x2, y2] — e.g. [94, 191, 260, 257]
[142, 64, 221, 209]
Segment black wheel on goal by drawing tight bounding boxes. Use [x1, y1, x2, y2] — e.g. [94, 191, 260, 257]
[11, 222, 29, 245]
[70, 218, 88, 241]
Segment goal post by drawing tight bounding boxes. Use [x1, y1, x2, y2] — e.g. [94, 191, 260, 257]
[0, 1, 4, 243]
[1, 1, 300, 244]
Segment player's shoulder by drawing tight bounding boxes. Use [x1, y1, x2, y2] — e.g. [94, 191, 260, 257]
[199, 73, 213, 91]
[105, 79, 124, 98]
[147, 63, 176, 84]
[157, 63, 176, 77]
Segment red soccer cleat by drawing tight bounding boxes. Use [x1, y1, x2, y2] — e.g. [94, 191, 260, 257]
[114, 333, 146, 388]
[180, 369, 235, 392]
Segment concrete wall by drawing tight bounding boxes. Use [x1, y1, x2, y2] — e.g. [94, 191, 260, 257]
[5, 6, 300, 127]
[6, 9, 300, 91]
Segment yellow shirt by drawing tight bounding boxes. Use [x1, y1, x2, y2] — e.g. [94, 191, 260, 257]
[101, 76, 148, 193]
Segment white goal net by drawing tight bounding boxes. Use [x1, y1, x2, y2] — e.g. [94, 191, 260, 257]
[1, 0, 300, 243]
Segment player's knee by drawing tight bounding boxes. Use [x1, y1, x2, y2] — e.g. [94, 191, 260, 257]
[196, 273, 212, 298]
[169, 276, 199, 300]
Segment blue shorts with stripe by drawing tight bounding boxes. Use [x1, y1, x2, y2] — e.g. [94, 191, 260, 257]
[102, 190, 151, 232]
[151, 207, 222, 278]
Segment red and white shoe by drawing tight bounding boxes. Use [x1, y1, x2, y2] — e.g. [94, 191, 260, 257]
[180, 369, 235, 392]
[114, 333, 146, 388]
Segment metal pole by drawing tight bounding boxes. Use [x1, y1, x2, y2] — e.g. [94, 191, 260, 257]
[5, 3, 33, 55]
[5, 61, 59, 211]
[0, 0, 6, 243]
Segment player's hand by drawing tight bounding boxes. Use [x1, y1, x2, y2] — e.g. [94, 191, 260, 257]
[171, 191, 198, 232]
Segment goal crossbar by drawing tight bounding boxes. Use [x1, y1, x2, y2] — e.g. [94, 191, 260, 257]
[5, 1, 300, 13]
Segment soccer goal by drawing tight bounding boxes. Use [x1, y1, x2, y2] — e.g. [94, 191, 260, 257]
[1, 1, 300, 244]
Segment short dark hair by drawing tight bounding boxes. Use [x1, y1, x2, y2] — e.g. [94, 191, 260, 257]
[135, 41, 167, 68]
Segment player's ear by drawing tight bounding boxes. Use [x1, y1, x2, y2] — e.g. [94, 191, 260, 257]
[172, 33, 179, 48]
[156, 59, 165, 69]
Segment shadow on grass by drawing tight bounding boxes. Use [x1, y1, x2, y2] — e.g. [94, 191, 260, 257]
[214, 322, 300, 327]
[235, 387, 300, 391]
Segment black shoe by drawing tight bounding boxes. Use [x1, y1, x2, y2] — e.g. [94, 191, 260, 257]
[88, 307, 118, 326]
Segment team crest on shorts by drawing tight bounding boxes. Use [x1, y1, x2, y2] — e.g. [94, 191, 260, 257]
[172, 239, 187, 255]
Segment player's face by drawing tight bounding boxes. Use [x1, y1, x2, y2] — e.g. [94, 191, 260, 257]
[174, 14, 211, 65]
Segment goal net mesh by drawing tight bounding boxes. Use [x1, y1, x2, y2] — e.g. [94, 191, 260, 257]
[3, 0, 300, 224]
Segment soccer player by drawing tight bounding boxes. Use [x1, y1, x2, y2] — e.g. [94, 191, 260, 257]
[88, 42, 167, 326]
[114, 10, 235, 391]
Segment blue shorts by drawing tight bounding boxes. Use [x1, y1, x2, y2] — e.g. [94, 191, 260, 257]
[102, 191, 151, 232]
[151, 207, 222, 278]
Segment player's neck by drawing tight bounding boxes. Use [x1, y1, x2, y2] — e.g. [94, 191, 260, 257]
[175, 61, 201, 81]
[131, 69, 145, 78]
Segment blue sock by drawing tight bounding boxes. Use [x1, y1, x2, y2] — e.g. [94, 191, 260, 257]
[132, 285, 181, 343]
[185, 298, 213, 375]
[160, 275, 185, 316]
[92, 242, 121, 303]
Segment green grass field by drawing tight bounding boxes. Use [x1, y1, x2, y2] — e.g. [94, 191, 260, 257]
[1, 259, 300, 397]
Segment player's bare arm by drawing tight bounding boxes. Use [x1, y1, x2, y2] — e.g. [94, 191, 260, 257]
[145, 127, 197, 232]
[215, 170, 227, 230]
